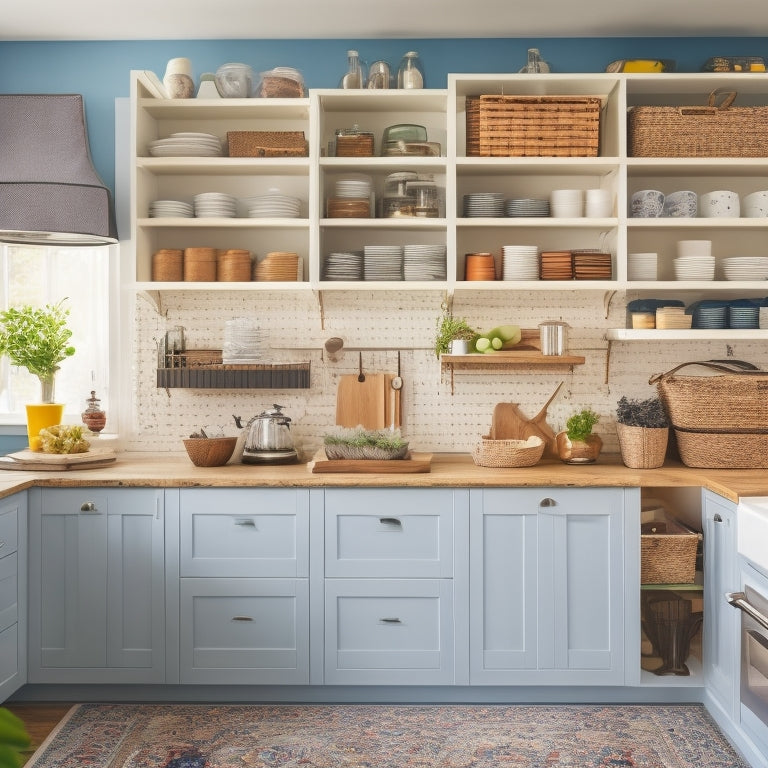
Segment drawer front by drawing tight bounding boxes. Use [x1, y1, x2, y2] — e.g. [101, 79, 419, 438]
[179, 578, 309, 684]
[325, 579, 454, 685]
[0, 553, 17, 634]
[180, 489, 309, 577]
[0, 506, 18, 557]
[0, 623, 18, 687]
[325, 489, 453, 578]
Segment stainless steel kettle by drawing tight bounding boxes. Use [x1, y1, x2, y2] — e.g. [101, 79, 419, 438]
[242, 404, 298, 464]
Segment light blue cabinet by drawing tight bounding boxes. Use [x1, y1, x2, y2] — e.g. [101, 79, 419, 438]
[27, 487, 165, 683]
[0, 493, 26, 702]
[469, 487, 626, 685]
[702, 490, 739, 720]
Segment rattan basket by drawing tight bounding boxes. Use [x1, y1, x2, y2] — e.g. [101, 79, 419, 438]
[183, 437, 237, 467]
[616, 424, 669, 469]
[641, 517, 699, 584]
[227, 131, 308, 157]
[471, 435, 545, 468]
[628, 90, 768, 157]
[466, 94, 601, 157]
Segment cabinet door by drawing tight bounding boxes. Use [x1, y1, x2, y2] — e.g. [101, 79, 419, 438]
[0, 493, 26, 702]
[470, 488, 625, 685]
[703, 490, 739, 719]
[29, 487, 165, 683]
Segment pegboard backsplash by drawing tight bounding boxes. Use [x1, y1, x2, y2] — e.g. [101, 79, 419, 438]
[126, 289, 768, 456]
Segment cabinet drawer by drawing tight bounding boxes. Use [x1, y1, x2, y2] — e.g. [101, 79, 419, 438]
[179, 578, 309, 684]
[324, 579, 454, 685]
[0, 623, 18, 686]
[0, 553, 17, 634]
[0, 505, 18, 557]
[324, 489, 453, 577]
[180, 489, 309, 577]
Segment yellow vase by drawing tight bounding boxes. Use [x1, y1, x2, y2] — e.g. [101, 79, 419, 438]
[25, 403, 65, 451]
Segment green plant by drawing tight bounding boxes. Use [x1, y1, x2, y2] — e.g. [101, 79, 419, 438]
[565, 408, 600, 441]
[434, 314, 477, 358]
[0, 707, 31, 768]
[616, 396, 669, 428]
[324, 428, 408, 452]
[0, 299, 75, 402]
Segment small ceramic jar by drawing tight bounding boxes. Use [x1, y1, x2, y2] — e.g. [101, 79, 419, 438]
[163, 57, 195, 99]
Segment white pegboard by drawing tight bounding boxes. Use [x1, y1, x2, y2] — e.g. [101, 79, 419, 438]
[125, 289, 768, 457]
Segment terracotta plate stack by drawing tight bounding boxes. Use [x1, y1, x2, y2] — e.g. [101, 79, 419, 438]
[464, 252, 496, 280]
[254, 251, 300, 281]
[540, 250, 573, 280]
[573, 251, 612, 280]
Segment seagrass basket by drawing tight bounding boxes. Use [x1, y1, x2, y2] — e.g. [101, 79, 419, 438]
[616, 424, 669, 469]
[641, 517, 699, 584]
[227, 130, 308, 157]
[471, 435, 545, 468]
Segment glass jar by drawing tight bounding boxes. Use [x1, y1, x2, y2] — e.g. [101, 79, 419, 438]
[382, 171, 417, 217]
[81, 390, 107, 434]
[407, 177, 439, 217]
[397, 51, 424, 89]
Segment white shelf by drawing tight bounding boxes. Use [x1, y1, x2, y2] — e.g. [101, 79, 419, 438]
[606, 328, 768, 341]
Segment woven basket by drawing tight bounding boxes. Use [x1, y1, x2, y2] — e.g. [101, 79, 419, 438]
[641, 518, 699, 584]
[151, 249, 184, 281]
[471, 435, 545, 468]
[616, 424, 669, 469]
[227, 131, 308, 157]
[628, 90, 768, 157]
[335, 133, 375, 157]
[183, 437, 237, 467]
[650, 360, 768, 468]
[467, 95, 601, 157]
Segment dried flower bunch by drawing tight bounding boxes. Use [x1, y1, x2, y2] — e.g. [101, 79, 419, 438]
[616, 396, 669, 428]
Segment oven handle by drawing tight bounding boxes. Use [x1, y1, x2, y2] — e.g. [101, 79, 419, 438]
[726, 591, 768, 631]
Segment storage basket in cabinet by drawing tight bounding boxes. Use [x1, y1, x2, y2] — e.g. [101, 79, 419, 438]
[226, 131, 308, 157]
[628, 90, 768, 157]
[641, 517, 699, 585]
[465, 94, 601, 157]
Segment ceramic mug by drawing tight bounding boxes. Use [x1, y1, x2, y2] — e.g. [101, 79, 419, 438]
[631, 189, 664, 218]
[743, 190, 768, 218]
[663, 190, 697, 218]
[700, 190, 740, 218]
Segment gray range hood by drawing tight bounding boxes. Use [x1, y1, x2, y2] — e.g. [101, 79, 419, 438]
[0, 94, 117, 246]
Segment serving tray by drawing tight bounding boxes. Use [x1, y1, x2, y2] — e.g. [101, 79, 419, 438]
[309, 449, 432, 474]
[0, 447, 117, 471]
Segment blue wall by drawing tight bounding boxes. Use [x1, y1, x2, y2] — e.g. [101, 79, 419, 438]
[1, 37, 766, 198]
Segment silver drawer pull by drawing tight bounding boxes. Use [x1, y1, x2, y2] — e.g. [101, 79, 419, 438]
[727, 592, 768, 631]
[539, 498, 557, 508]
[80, 502, 98, 513]
[234, 518, 256, 527]
[380, 617, 402, 624]
[231, 615, 254, 622]
[379, 517, 402, 527]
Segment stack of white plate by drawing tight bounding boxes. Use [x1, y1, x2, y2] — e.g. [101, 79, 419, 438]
[673, 255, 715, 281]
[403, 244, 446, 281]
[148, 200, 194, 218]
[148, 132, 223, 157]
[243, 194, 301, 218]
[729, 304, 760, 329]
[463, 193, 504, 217]
[363, 245, 403, 281]
[323, 251, 363, 281]
[627, 252, 657, 281]
[193, 192, 238, 218]
[505, 198, 550, 217]
[501, 245, 539, 281]
[222, 318, 267, 364]
[722, 256, 768, 281]
[335, 175, 372, 199]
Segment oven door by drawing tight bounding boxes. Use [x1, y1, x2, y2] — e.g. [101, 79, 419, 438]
[728, 566, 768, 728]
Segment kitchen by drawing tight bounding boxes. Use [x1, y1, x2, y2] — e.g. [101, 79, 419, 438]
[3, 3, 768, 767]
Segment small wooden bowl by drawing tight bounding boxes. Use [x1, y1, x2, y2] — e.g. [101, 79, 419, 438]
[183, 437, 237, 467]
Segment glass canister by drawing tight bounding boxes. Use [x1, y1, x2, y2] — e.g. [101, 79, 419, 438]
[382, 171, 418, 217]
[81, 390, 107, 434]
[407, 176, 439, 217]
[397, 51, 424, 89]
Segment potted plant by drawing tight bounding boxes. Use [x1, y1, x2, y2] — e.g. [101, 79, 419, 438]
[0, 299, 76, 449]
[434, 313, 477, 358]
[616, 395, 669, 469]
[556, 407, 602, 463]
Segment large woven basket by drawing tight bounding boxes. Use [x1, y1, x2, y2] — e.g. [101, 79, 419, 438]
[466, 94, 601, 157]
[650, 360, 768, 468]
[472, 435, 545, 468]
[641, 517, 699, 584]
[227, 131, 308, 157]
[628, 90, 768, 157]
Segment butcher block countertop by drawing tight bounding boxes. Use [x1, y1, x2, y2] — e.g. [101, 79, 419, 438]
[0, 451, 766, 504]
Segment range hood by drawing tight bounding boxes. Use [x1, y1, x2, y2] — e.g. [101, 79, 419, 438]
[0, 94, 117, 246]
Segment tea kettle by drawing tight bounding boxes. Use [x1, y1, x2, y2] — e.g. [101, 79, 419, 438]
[242, 404, 298, 464]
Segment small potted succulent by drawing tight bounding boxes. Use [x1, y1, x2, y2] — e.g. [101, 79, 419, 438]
[616, 396, 669, 469]
[434, 312, 477, 358]
[556, 407, 602, 463]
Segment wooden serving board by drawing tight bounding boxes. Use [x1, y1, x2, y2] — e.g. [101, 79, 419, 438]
[309, 449, 432, 474]
[0, 447, 117, 471]
[335, 373, 387, 429]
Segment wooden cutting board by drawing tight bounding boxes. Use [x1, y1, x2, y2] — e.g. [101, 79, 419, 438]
[0, 447, 117, 471]
[335, 373, 387, 429]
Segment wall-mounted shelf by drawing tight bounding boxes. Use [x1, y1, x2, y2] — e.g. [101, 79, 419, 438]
[157, 360, 310, 389]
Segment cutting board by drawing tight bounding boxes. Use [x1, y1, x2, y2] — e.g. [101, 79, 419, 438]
[310, 449, 431, 474]
[335, 373, 387, 429]
[0, 447, 117, 471]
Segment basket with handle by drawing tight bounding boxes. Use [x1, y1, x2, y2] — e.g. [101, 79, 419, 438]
[649, 359, 768, 468]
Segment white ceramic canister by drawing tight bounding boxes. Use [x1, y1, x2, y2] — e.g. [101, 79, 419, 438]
[163, 57, 195, 99]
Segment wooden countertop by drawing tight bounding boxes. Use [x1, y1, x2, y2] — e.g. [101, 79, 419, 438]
[0, 451, 766, 504]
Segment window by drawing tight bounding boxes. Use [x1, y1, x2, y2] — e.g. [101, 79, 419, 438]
[0, 243, 111, 424]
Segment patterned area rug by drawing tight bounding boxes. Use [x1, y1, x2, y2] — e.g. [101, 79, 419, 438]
[27, 703, 749, 768]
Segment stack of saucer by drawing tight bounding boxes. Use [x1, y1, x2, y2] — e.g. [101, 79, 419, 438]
[722, 256, 768, 281]
[628, 252, 658, 281]
[403, 244, 446, 281]
[149, 199, 194, 218]
[673, 256, 715, 281]
[254, 252, 300, 282]
[463, 192, 504, 217]
[148, 132, 223, 157]
[505, 198, 549, 217]
[323, 251, 363, 281]
[363, 245, 403, 281]
[501, 245, 539, 281]
[193, 192, 238, 218]
[243, 193, 301, 218]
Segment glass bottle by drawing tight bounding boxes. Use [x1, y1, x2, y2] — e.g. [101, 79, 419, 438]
[82, 390, 107, 434]
[397, 51, 424, 89]
[340, 49, 363, 89]
[519, 48, 551, 73]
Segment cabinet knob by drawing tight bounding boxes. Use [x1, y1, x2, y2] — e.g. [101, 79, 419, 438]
[539, 497, 557, 507]
[80, 502, 98, 513]
[713, 513, 723, 523]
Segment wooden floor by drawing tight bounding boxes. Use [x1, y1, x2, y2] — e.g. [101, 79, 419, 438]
[3, 703, 74, 766]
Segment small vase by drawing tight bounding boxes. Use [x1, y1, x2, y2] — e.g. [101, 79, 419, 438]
[38, 373, 56, 404]
[617, 424, 668, 469]
[556, 431, 603, 464]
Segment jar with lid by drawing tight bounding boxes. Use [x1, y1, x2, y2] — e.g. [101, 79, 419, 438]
[397, 51, 424, 89]
[383, 171, 418, 217]
[407, 176, 439, 217]
[81, 390, 107, 434]
[340, 49, 364, 89]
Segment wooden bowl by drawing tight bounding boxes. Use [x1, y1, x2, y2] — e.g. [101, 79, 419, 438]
[183, 437, 237, 467]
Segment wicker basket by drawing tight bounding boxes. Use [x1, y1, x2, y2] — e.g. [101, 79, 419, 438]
[650, 360, 768, 468]
[151, 249, 183, 281]
[227, 131, 308, 157]
[616, 424, 669, 469]
[466, 95, 601, 157]
[471, 435, 545, 468]
[641, 516, 699, 584]
[183, 437, 237, 467]
[628, 90, 768, 157]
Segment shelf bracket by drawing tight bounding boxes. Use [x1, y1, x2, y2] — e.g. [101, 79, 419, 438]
[314, 290, 326, 330]
[603, 290, 617, 320]
[139, 289, 167, 317]
[605, 338, 613, 384]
